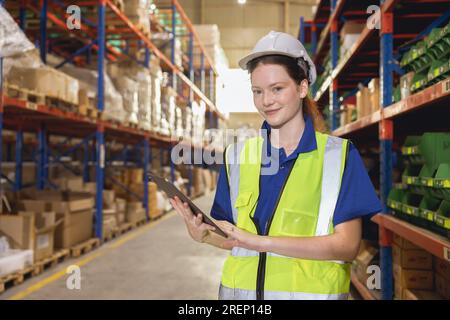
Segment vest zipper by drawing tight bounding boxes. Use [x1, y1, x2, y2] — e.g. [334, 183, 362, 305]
[252, 162, 296, 300]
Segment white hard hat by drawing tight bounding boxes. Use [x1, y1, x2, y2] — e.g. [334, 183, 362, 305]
[238, 30, 317, 85]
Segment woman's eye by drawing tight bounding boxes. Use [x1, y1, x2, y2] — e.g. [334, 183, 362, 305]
[274, 87, 282, 92]
[253, 90, 261, 95]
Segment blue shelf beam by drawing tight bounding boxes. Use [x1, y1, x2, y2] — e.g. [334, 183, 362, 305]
[36, 124, 48, 190]
[379, 3, 394, 301]
[40, 0, 48, 64]
[97, 0, 106, 112]
[143, 138, 150, 221]
[95, 125, 105, 240]
[14, 129, 23, 191]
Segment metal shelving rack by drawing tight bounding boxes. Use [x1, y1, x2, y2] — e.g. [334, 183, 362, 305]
[301, 0, 450, 300]
[0, 0, 224, 241]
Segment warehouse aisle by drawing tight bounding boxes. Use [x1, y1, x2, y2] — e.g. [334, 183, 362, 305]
[1, 192, 229, 300]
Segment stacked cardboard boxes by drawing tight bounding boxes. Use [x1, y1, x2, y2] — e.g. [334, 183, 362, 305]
[356, 85, 371, 119]
[0, 210, 61, 262]
[368, 78, 380, 112]
[352, 240, 379, 290]
[126, 201, 146, 224]
[6, 66, 80, 106]
[433, 256, 450, 299]
[392, 235, 438, 299]
[16, 190, 95, 249]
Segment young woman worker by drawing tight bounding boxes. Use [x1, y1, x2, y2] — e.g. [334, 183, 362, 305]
[170, 31, 382, 300]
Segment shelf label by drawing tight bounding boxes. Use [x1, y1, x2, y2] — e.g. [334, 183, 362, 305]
[444, 79, 450, 94]
[444, 247, 450, 262]
[26, 102, 37, 110]
[100, 144, 105, 169]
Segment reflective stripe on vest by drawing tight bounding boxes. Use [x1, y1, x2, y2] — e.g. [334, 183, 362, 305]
[219, 284, 349, 300]
[230, 247, 347, 264]
[225, 141, 246, 224]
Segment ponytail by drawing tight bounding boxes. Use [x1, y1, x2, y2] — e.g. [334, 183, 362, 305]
[303, 95, 327, 133]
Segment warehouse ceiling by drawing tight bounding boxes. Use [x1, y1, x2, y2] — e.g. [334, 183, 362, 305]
[156, 0, 316, 68]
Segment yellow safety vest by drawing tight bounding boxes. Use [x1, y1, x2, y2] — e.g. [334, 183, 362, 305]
[220, 131, 350, 300]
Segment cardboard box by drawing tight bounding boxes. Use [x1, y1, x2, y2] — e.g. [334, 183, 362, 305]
[433, 256, 450, 281]
[392, 244, 432, 270]
[435, 273, 450, 299]
[6, 66, 79, 105]
[117, 213, 126, 225]
[83, 182, 97, 194]
[368, 78, 380, 113]
[403, 289, 443, 300]
[393, 264, 434, 290]
[393, 234, 420, 249]
[394, 280, 404, 299]
[340, 21, 365, 39]
[356, 86, 371, 119]
[126, 208, 146, 224]
[127, 201, 143, 213]
[54, 209, 94, 249]
[123, 168, 143, 184]
[0, 213, 35, 250]
[0, 211, 61, 262]
[115, 198, 126, 213]
[354, 245, 379, 285]
[103, 190, 115, 209]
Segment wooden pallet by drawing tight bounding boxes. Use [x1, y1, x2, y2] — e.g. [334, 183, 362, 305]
[45, 96, 78, 113]
[35, 249, 70, 273]
[5, 84, 45, 105]
[86, 107, 98, 119]
[117, 222, 133, 235]
[0, 249, 70, 294]
[130, 218, 148, 229]
[70, 238, 101, 258]
[102, 228, 121, 243]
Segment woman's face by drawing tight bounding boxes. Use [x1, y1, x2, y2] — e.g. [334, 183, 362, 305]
[251, 63, 308, 128]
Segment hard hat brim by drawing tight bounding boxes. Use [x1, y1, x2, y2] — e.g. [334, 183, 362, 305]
[238, 50, 300, 70]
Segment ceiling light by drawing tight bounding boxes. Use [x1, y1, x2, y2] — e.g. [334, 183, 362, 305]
[238, 0, 246, 4]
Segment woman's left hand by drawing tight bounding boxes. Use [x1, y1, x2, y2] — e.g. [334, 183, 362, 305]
[215, 221, 266, 252]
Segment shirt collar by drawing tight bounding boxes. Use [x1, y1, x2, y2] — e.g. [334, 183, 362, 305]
[260, 113, 317, 158]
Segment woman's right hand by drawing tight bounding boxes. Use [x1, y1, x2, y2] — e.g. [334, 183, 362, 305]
[169, 196, 216, 243]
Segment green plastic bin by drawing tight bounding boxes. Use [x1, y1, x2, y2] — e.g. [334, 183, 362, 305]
[410, 72, 428, 93]
[419, 196, 442, 229]
[434, 200, 450, 240]
[431, 163, 450, 201]
[401, 135, 424, 165]
[388, 188, 408, 221]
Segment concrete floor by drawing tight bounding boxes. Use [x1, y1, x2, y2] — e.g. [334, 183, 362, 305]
[1, 191, 229, 300]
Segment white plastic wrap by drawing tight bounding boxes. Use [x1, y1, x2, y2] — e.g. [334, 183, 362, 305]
[110, 62, 152, 131]
[123, 0, 152, 35]
[192, 101, 206, 145]
[60, 65, 126, 122]
[0, 249, 34, 277]
[0, 6, 34, 58]
[3, 49, 43, 76]
[150, 61, 162, 133]
[161, 86, 177, 136]
[111, 76, 139, 125]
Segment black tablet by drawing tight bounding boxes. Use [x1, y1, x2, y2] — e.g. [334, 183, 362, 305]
[148, 173, 227, 238]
